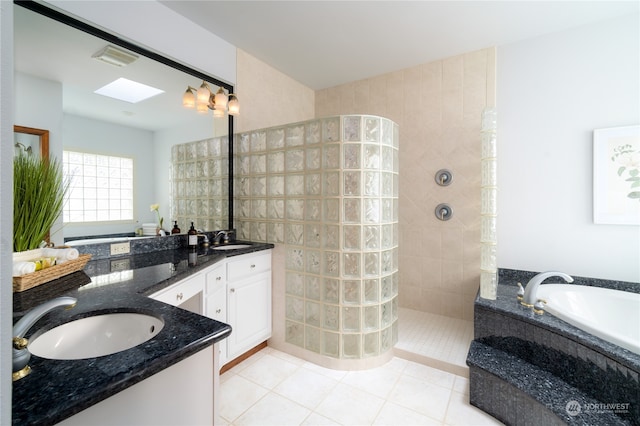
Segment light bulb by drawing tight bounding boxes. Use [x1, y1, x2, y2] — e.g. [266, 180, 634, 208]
[196, 81, 210, 104]
[196, 102, 208, 113]
[214, 88, 228, 110]
[182, 88, 195, 108]
[228, 95, 239, 116]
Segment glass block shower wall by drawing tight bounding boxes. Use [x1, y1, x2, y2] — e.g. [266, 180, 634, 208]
[170, 136, 230, 232]
[234, 115, 400, 360]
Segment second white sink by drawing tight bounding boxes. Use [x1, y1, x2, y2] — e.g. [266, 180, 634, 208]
[29, 313, 164, 360]
[211, 244, 252, 250]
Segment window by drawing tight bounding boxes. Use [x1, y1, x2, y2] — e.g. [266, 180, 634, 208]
[63, 151, 134, 223]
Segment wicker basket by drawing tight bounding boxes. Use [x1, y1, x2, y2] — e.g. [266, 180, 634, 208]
[13, 254, 92, 293]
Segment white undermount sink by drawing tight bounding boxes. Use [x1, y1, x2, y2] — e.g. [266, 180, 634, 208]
[212, 244, 252, 250]
[28, 313, 164, 360]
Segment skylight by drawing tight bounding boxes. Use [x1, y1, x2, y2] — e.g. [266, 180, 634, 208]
[94, 78, 164, 103]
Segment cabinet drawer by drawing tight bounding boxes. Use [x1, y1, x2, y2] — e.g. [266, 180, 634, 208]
[205, 264, 226, 294]
[227, 251, 271, 281]
[151, 273, 205, 307]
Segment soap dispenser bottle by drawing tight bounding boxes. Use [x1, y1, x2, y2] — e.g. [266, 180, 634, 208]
[188, 222, 198, 249]
[171, 221, 181, 234]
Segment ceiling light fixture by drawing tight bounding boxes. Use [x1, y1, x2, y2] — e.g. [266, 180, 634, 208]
[182, 81, 239, 117]
[92, 45, 138, 67]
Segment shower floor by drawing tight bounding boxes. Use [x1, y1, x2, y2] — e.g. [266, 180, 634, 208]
[395, 307, 474, 378]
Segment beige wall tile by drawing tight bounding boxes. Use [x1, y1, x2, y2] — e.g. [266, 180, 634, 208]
[316, 47, 497, 320]
[236, 49, 315, 132]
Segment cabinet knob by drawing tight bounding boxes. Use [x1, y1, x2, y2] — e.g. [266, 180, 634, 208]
[176, 292, 183, 301]
[216, 276, 222, 281]
[230, 288, 235, 293]
[250, 264, 256, 269]
[216, 308, 221, 314]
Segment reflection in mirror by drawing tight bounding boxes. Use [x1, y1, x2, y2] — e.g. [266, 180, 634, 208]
[14, 2, 234, 243]
[14, 125, 48, 159]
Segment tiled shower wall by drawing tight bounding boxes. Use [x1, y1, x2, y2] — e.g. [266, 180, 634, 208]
[170, 137, 229, 232]
[316, 48, 497, 320]
[234, 115, 399, 361]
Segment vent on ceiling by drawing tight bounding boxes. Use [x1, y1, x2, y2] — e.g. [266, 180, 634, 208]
[92, 45, 138, 67]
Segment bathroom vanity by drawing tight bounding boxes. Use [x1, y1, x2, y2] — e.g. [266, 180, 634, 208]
[149, 249, 272, 369]
[11, 241, 273, 425]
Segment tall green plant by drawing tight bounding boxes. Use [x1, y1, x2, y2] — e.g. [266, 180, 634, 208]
[13, 153, 68, 252]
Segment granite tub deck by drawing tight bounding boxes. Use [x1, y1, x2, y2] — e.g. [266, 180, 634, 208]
[467, 269, 640, 426]
[12, 241, 273, 425]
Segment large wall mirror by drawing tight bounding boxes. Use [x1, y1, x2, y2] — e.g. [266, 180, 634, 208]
[14, 1, 234, 242]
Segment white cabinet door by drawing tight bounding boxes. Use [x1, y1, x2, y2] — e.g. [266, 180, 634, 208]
[227, 270, 271, 360]
[58, 346, 214, 426]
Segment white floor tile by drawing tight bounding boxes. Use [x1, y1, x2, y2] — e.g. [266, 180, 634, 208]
[373, 401, 442, 426]
[216, 309, 498, 426]
[219, 375, 268, 422]
[238, 352, 301, 389]
[274, 367, 339, 410]
[445, 391, 505, 426]
[234, 392, 311, 426]
[388, 374, 452, 422]
[403, 361, 457, 389]
[341, 364, 403, 399]
[300, 361, 349, 381]
[453, 375, 469, 395]
[314, 383, 385, 425]
[300, 412, 340, 425]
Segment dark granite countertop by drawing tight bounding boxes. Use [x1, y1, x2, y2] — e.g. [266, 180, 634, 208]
[12, 241, 274, 425]
[479, 270, 640, 372]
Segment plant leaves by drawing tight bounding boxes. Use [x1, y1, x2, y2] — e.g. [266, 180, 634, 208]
[618, 166, 626, 176]
[13, 154, 68, 252]
[628, 191, 640, 199]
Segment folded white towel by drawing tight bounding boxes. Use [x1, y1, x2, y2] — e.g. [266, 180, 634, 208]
[42, 248, 79, 264]
[13, 261, 36, 277]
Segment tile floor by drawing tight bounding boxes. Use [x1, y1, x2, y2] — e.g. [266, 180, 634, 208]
[395, 308, 474, 377]
[219, 308, 503, 425]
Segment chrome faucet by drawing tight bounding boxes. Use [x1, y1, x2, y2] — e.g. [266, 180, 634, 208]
[12, 296, 77, 380]
[213, 230, 230, 245]
[521, 271, 573, 307]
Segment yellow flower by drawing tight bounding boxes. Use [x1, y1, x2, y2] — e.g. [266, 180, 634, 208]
[150, 204, 163, 229]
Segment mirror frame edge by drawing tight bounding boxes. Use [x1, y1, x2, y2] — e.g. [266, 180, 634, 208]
[13, 125, 49, 159]
[14, 0, 235, 230]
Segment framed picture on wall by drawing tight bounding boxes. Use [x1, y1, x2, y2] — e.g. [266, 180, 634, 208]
[593, 125, 640, 225]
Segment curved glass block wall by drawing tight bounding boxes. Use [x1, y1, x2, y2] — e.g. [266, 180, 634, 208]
[235, 115, 399, 360]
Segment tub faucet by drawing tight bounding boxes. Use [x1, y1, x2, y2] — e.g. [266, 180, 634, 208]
[522, 271, 573, 307]
[12, 296, 77, 380]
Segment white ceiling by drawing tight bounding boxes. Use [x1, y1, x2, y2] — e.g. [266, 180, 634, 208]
[161, 0, 639, 90]
[14, 1, 639, 131]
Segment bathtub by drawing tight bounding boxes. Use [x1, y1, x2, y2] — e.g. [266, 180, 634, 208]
[537, 284, 640, 355]
[65, 236, 153, 246]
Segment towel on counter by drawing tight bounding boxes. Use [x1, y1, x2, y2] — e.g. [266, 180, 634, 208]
[13, 261, 36, 277]
[42, 248, 79, 263]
